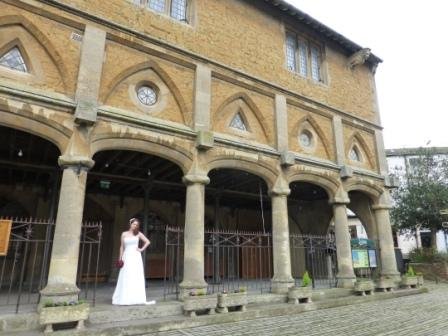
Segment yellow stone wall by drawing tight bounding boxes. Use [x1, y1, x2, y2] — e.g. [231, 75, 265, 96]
[0, 2, 81, 96]
[50, 0, 378, 122]
[343, 123, 378, 171]
[0, 0, 384, 175]
[287, 104, 335, 162]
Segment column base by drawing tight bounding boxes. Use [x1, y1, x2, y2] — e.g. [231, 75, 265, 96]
[39, 283, 80, 311]
[179, 280, 208, 301]
[271, 279, 294, 294]
[380, 271, 401, 284]
[336, 276, 356, 288]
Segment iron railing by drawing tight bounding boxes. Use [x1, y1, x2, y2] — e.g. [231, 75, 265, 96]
[0, 218, 102, 313]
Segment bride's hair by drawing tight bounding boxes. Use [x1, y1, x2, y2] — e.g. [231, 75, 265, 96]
[129, 218, 140, 235]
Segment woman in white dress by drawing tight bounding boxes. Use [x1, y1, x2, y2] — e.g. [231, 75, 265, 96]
[112, 218, 153, 305]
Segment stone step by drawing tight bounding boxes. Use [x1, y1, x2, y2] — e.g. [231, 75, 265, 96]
[48, 287, 427, 336]
[88, 300, 183, 324]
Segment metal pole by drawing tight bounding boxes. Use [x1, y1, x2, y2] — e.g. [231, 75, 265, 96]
[143, 177, 153, 288]
[214, 195, 221, 283]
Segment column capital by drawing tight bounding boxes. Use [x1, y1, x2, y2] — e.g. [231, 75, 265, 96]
[269, 186, 290, 197]
[182, 174, 210, 186]
[372, 203, 393, 211]
[330, 198, 350, 206]
[58, 155, 95, 170]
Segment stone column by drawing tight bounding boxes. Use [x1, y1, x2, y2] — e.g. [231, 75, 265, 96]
[333, 201, 356, 288]
[270, 187, 294, 293]
[40, 155, 94, 305]
[179, 173, 209, 299]
[372, 204, 400, 279]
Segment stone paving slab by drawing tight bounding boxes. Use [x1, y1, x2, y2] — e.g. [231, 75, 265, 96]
[144, 284, 448, 336]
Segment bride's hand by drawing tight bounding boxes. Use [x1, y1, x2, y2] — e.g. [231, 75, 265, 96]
[136, 248, 142, 252]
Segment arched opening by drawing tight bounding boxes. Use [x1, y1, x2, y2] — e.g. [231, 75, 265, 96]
[0, 125, 61, 311]
[86, 149, 185, 301]
[205, 168, 272, 292]
[288, 181, 336, 288]
[347, 190, 379, 278]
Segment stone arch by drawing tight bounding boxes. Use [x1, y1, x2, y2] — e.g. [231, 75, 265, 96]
[205, 156, 277, 190]
[343, 179, 383, 201]
[90, 130, 193, 175]
[214, 92, 270, 143]
[292, 114, 332, 159]
[102, 60, 188, 123]
[0, 15, 68, 91]
[346, 132, 375, 168]
[0, 99, 70, 153]
[287, 170, 339, 200]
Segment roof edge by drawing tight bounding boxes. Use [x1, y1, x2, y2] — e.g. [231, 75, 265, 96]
[262, 0, 382, 65]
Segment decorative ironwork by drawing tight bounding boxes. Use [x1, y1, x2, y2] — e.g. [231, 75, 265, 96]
[137, 86, 157, 106]
[290, 233, 337, 288]
[0, 218, 102, 313]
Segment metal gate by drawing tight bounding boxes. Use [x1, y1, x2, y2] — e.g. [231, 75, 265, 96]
[0, 218, 102, 313]
[290, 233, 337, 288]
[164, 228, 340, 298]
[164, 227, 273, 299]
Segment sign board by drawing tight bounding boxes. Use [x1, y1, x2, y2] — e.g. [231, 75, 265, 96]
[368, 250, 377, 268]
[352, 249, 369, 268]
[0, 219, 12, 256]
[440, 210, 448, 215]
[442, 222, 448, 228]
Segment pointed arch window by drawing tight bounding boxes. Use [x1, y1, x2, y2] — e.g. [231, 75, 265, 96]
[229, 113, 248, 131]
[0, 47, 28, 73]
[349, 146, 361, 162]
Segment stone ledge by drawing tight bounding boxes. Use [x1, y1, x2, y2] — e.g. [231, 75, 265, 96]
[44, 288, 426, 336]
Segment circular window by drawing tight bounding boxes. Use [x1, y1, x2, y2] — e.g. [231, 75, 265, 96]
[137, 86, 157, 106]
[299, 131, 313, 148]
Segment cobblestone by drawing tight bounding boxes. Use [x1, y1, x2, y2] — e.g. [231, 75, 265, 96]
[147, 284, 448, 336]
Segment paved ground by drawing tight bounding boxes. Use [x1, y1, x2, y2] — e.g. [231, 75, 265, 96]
[146, 283, 448, 336]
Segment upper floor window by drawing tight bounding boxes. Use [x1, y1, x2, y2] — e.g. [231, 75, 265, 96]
[145, 0, 188, 22]
[285, 32, 324, 82]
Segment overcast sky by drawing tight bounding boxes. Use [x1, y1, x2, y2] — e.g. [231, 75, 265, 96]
[285, 0, 447, 150]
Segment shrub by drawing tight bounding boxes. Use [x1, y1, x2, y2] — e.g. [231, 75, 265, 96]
[406, 266, 416, 277]
[409, 248, 448, 263]
[302, 271, 312, 287]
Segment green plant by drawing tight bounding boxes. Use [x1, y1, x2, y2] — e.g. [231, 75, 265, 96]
[302, 271, 312, 287]
[409, 248, 448, 263]
[406, 265, 416, 277]
[196, 289, 207, 296]
[43, 300, 85, 308]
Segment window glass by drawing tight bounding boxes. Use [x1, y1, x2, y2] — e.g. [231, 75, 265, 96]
[298, 41, 308, 77]
[349, 147, 361, 161]
[148, 0, 165, 13]
[286, 34, 297, 71]
[311, 45, 321, 81]
[171, 0, 187, 21]
[137, 86, 157, 106]
[0, 47, 27, 72]
[230, 113, 247, 131]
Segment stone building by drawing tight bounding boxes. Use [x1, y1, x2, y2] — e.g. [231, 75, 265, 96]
[0, 0, 399, 308]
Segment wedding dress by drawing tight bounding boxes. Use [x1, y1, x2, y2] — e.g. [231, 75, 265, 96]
[112, 235, 147, 305]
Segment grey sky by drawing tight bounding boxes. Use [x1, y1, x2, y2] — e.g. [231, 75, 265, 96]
[285, 0, 447, 149]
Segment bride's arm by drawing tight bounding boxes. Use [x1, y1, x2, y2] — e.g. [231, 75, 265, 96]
[137, 233, 150, 252]
[119, 233, 124, 260]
